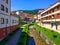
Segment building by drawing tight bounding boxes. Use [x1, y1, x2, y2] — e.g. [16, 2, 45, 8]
[39, 1, 60, 32]
[11, 11, 26, 22]
[38, 9, 45, 23]
[38, 9, 45, 14]
[10, 14, 19, 33]
[26, 14, 34, 22]
[11, 11, 35, 23]
[0, 0, 19, 41]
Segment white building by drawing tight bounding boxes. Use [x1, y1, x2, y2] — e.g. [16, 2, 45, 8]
[39, 1, 60, 33]
[0, 0, 19, 41]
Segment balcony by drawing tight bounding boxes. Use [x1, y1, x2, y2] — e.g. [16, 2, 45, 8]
[43, 19, 60, 22]
[41, 10, 60, 18]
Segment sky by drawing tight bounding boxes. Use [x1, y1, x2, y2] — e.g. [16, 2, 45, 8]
[11, 0, 57, 11]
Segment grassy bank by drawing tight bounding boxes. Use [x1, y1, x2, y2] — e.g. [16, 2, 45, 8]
[18, 22, 25, 28]
[34, 23, 60, 45]
[17, 24, 30, 45]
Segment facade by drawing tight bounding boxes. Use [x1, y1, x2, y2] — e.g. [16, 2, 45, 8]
[38, 9, 45, 23]
[12, 11, 35, 23]
[11, 11, 26, 23]
[0, 0, 19, 41]
[26, 14, 34, 22]
[10, 15, 19, 33]
[39, 1, 60, 32]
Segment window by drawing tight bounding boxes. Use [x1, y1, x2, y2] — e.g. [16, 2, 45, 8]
[0, 18, 1, 24]
[57, 5, 60, 10]
[3, 0, 4, 1]
[58, 13, 60, 18]
[52, 9, 54, 12]
[1, 5, 4, 11]
[6, 0, 8, 4]
[0, 18, 4, 24]
[39, 19, 40, 21]
[45, 17, 47, 20]
[49, 10, 51, 13]
[6, 8, 8, 13]
[6, 19, 8, 24]
[12, 20, 14, 23]
[51, 15, 54, 19]
[15, 20, 16, 23]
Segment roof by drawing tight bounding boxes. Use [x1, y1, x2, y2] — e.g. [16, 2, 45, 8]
[11, 11, 19, 17]
[26, 14, 34, 19]
[41, 1, 60, 15]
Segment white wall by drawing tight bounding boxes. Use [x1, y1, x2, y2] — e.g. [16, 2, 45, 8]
[0, 14, 11, 28]
[10, 16, 19, 26]
[42, 23, 51, 29]
[0, 0, 11, 15]
[57, 25, 60, 30]
[0, 0, 19, 28]
[0, 14, 19, 28]
[42, 23, 57, 30]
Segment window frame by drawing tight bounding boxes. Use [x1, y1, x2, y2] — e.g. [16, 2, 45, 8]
[1, 5, 4, 11]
